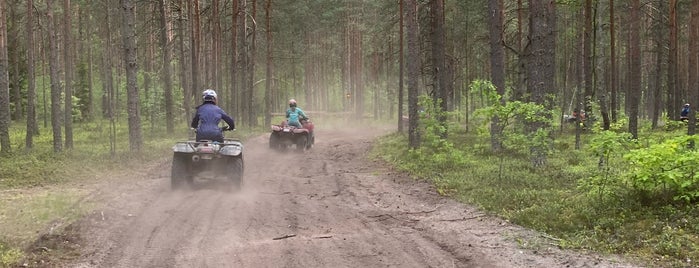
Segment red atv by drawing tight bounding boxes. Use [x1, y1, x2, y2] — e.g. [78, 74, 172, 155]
[269, 119, 314, 152]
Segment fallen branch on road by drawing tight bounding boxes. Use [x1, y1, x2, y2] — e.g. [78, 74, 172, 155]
[438, 215, 483, 222]
[272, 234, 297, 240]
[313, 235, 333, 239]
[368, 214, 420, 223]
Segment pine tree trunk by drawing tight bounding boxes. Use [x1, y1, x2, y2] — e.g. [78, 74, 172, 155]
[9, 4, 21, 122]
[179, 0, 191, 123]
[64, 0, 74, 149]
[594, 1, 610, 130]
[248, 0, 258, 127]
[526, 0, 556, 167]
[406, 0, 420, 148]
[628, 0, 641, 139]
[667, 0, 678, 121]
[610, 0, 618, 122]
[488, 0, 504, 151]
[688, 0, 699, 137]
[431, 0, 448, 135]
[47, 0, 63, 152]
[25, 0, 38, 150]
[651, 0, 666, 129]
[398, 0, 404, 132]
[264, 0, 273, 128]
[160, 0, 174, 133]
[121, 0, 143, 152]
[0, 0, 9, 153]
[190, 0, 201, 108]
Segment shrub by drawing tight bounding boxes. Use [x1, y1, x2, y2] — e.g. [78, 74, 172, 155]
[624, 135, 699, 203]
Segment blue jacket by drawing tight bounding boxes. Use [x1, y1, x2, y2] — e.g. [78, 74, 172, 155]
[191, 102, 235, 141]
[682, 107, 690, 117]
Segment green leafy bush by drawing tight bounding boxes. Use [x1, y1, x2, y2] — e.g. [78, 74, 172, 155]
[624, 135, 699, 203]
[0, 242, 22, 267]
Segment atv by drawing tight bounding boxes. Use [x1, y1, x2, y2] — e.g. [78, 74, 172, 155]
[269, 119, 314, 152]
[171, 127, 244, 191]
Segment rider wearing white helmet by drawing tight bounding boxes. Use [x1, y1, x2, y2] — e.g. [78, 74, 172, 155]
[191, 89, 235, 142]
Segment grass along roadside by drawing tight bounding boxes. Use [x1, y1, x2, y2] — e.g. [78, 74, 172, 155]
[371, 130, 699, 267]
[0, 127, 177, 266]
[0, 119, 261, 267]
[0, 187, 93, 266]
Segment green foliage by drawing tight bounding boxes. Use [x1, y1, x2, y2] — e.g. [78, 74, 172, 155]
[0, 120, 186, 189]
[375, 115, 699, 266]
[664, 119, 687, 131]
[468, 79, 555, 167]
[624, 135, 699, 203]
[0, 242, 22, 267]
[580, 131, 633, 197]
[378, 96, 469, 179]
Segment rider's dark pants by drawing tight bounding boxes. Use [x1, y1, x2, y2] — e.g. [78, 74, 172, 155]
[196, 132, 224, 143]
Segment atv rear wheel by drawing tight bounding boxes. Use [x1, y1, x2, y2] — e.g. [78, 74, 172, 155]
[306, 134, 314, 149]
[269, 133, 279, 149]
[171, 153, 191, 190]
[295, 135, 307, 153]
[227, 156, 244, 191]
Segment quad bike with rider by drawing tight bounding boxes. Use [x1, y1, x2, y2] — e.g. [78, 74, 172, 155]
[269, 99, 315, 152]
[171, 89, 244, 191]
[171, 126, 244, 190]
[269, 118, 314, 152]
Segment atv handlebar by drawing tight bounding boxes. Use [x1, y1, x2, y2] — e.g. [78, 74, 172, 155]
[191, 125, 235, 134]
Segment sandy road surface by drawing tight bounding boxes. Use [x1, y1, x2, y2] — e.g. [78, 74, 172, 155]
[63, 125, 639, 268]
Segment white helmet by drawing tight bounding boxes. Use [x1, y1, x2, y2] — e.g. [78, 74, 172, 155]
[289, 99, 297, 107]
[202, 89, 217, 103]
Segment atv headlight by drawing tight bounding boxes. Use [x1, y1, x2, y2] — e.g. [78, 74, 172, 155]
[220, 145, 242, 156]
[173, 143, 194, 153]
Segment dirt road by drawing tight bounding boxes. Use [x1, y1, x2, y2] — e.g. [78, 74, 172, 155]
[62, 126, 639, 268]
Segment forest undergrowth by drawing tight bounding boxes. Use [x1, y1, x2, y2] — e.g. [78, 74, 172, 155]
[373, 109, 699, 267]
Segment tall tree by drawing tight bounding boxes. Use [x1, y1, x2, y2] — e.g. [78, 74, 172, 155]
[121, 0, 143, 151]
[526, 0, 556, 166]
[248, 0, 258, 126]
[667, 0, 678, 121]
[688, 0, 699, 137]
[26, 0, 38, 149]
[9, 3, 20, 122]
[610, 0, 618, 122]
[47, 0, 63, 152]
[594, 0, 610, 130]
[212, 0, 222, 92]
[488, 0, 505, 151]
[0, 0, 9, 153]
[264, 0, 273, 128]
[237, 0, 247, 122]
[178, 0, 191, 124]
[651, 0, 666, 129]
[628, 0, 641, 139]
[159, 0, 174, 133]
[64, 0, 74, 149]
[397, 0, 405, 132]
[582, 0, 593, 124]
[406, 0, 419, 148]
[430, 0, 448, 134]
[190, 0, 201, 109]
[229, 0, 239, 116]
